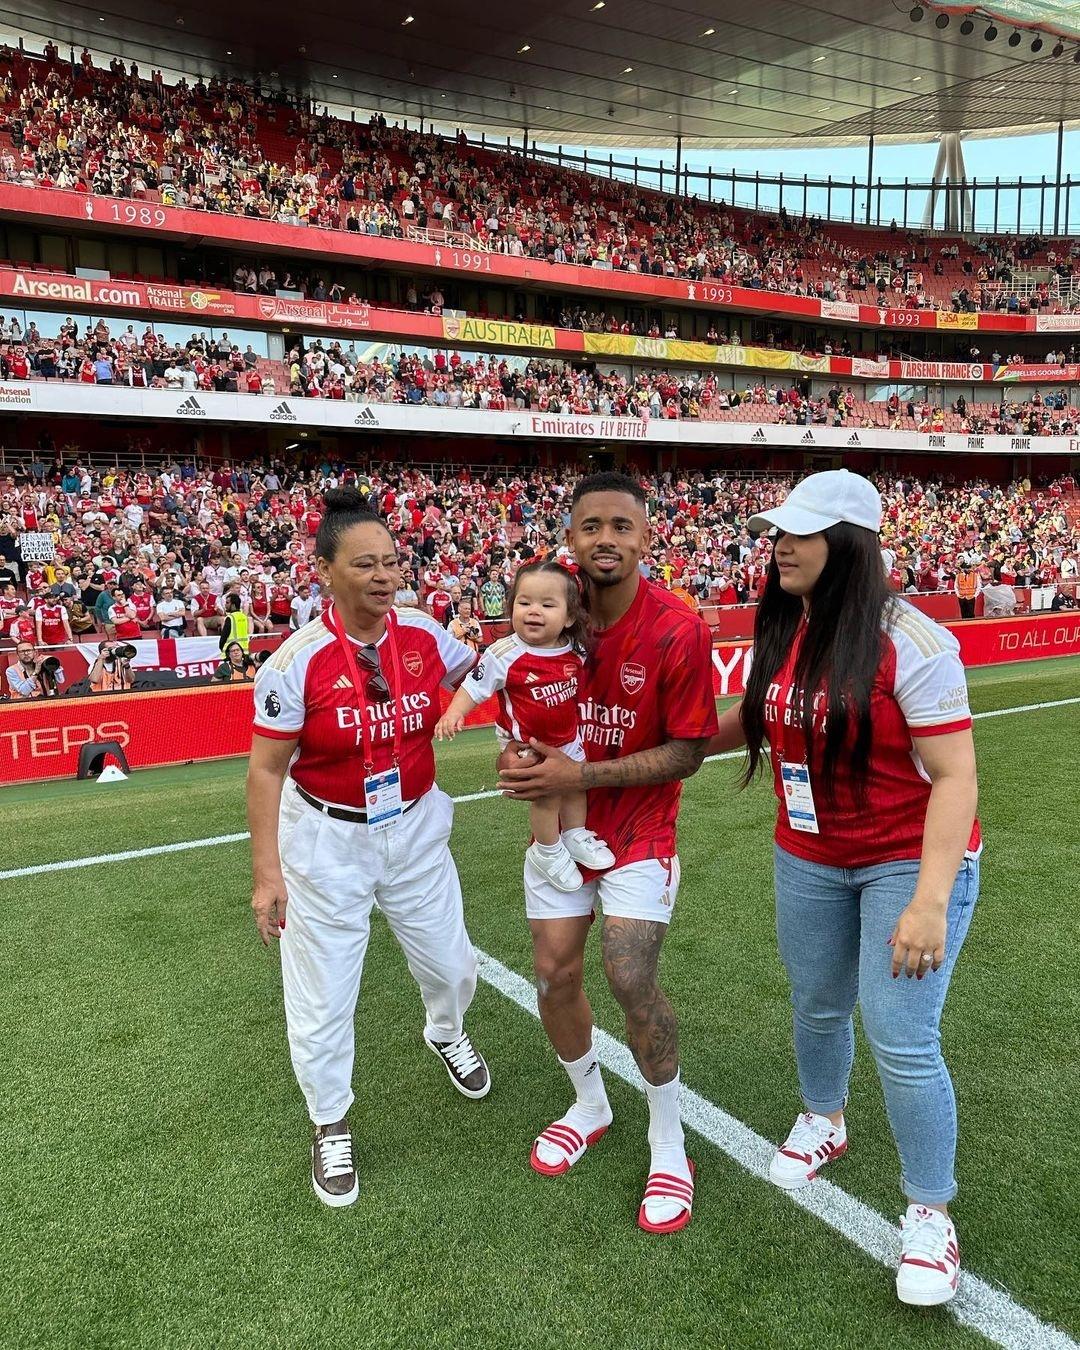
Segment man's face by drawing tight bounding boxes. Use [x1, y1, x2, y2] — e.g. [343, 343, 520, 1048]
[16, 644, 35, 664]
[569, 491, 650, 589]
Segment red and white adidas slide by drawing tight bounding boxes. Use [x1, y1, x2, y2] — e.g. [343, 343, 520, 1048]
[529, 1120, 610, 1176]
[637, 1158, 696, 1233]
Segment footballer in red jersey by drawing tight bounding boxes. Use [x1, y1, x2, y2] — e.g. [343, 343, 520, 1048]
[499, 472, 717, 1235]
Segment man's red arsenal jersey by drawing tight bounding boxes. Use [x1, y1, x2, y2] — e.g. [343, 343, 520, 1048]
[581, 577, 718, 867]
[252, 606, 476, 807]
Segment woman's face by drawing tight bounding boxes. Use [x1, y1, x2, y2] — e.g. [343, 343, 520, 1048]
[772, 530, 830, 599]
[317, 521, 400, 626]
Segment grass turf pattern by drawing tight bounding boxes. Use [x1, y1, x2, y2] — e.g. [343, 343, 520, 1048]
[1, 656, 1077, 1348]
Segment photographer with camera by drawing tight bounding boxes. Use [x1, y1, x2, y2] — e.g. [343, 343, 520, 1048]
[5, 640, 64, 699]
[88, 640, 136, 694]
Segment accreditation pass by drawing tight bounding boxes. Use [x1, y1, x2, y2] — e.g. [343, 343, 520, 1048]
[364, 767, 404, 832]
[780, 762, 820, 834]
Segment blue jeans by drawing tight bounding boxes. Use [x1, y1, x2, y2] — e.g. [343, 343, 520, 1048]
[774, 845, 979, 1204]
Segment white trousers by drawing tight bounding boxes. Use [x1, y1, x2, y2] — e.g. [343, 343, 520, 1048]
[278, 779, 478, 1125]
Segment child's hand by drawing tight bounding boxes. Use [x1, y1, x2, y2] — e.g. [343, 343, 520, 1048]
[435, 713, 464, 741]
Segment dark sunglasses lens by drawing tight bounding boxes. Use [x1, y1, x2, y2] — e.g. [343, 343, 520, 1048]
[368, 673, 390, 700]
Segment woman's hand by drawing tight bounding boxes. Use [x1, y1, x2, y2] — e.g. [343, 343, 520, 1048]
[889, 898, 947, 979]
[252, 873, 288, 945]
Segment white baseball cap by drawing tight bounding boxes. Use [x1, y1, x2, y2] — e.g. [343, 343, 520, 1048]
[747, 470, 882, 536]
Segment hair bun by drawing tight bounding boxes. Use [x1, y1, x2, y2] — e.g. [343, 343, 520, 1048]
[322, 486, 368, 515]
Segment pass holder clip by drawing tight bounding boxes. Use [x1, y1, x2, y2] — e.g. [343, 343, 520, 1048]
[781, 761, 820, 834]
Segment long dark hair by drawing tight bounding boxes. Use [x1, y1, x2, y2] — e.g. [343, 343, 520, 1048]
[510, 560, 591, 654]
[741, 523, 892, 802]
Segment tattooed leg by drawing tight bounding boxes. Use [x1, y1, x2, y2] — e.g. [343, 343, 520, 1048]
[601, 917, 679, 1086]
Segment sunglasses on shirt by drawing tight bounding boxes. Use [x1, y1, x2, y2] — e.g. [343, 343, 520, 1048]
[356, 643, 390, 701]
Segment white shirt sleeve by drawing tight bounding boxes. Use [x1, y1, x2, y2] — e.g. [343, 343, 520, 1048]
[891, 614, 972, 735]
[253, 652, 305, 738]
[462, 639, 512, 702]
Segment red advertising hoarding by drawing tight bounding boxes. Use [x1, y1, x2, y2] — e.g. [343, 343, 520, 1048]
[0, 183, 1057, 335]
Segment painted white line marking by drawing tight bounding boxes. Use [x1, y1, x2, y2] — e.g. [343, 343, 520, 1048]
[475, 948, 1078, 1350]
[4, 691, 1073, 882]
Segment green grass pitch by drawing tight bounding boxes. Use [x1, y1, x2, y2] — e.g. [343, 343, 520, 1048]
[1, 657, 1078, 1350]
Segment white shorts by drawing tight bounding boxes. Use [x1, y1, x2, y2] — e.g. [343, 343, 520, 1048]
[525, 855, 681, 925]
[495, 727, 586, 763]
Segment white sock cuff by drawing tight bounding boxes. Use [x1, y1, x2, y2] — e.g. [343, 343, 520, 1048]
[643, 1071, 680, 1103]
[558, 1045, 595, 1073]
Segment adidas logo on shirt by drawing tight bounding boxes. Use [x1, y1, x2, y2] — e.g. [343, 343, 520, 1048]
[332, 674, 353, 690]
[268, 401, 297, 422]
[176, 395, 205, 416]
[751, 427, 766, 443]
[800, 429, 815, 444]
[525, 672, 539, 683]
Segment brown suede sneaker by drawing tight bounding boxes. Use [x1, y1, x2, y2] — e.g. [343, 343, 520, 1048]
[311, 1119, 359, 1207]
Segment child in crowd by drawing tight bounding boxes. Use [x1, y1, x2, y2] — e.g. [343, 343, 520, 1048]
[436, 560, 614, 891]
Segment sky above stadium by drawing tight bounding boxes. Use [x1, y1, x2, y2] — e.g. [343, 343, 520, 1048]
[560, 128, 1080, 233]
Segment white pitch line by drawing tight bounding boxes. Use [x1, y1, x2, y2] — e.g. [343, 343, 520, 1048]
[3, 690, 1074, 883]
[475, 949, 1078, 1350]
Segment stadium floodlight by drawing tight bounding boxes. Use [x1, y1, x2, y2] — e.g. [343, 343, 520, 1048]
[935, 12, 949, 28]
[984, 24, 998, 39]
[909, 5, 923, 21]
[1052, 41, 1065, 56]
[1008, 30, 1022, 46]
[959, 18, 974, 33]
[1031, 35, 1043, 51]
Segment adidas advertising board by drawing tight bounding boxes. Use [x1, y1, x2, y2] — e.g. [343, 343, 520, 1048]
[5, 384, 1074, 455]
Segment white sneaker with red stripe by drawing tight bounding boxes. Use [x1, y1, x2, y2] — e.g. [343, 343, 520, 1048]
[638, 1158, 695, 1234]
[530, 1105, 612, 1176]
[768, 1111, 848, 1190]
[897, 1205, 961, 1306]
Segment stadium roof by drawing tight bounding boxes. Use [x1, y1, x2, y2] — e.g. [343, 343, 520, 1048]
[10, 0, 1080, 149]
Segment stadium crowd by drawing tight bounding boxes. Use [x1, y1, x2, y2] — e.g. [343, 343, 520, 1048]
[4, 45, 1080, 317]
[9, 310, 1080, 435]
[1, 454, 1075, 682]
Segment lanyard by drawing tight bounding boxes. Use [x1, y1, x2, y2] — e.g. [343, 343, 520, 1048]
[328, 603, 403, 775]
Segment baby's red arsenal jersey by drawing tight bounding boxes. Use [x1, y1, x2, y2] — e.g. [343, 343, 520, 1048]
[581, 577, 718, 868]
[252, 605, 476, 807]
[464, 634, 583, 748]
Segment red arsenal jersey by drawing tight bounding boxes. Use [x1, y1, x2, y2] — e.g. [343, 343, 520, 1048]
[253, 605, 476, 807]
[36, 602, 67, 644]
[581, 578, 718, 868]
[764, 600, 981, 868]
[465, 634, 583, 748]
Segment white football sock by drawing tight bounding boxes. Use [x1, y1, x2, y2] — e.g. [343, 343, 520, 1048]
[532, 839, 568, 856]
[643, 1073, 692, 1224]
[533, 1043, 612, 1168]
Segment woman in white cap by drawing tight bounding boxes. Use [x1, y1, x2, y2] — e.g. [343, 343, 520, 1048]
[712, 469, 980, 1308]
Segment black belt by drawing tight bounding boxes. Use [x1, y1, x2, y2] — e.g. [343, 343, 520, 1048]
[294, 782, 419, 824]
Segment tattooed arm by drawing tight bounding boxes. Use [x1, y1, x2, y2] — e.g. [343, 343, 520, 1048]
[498, 736, 709, 800]
[582, 736, 708, 789]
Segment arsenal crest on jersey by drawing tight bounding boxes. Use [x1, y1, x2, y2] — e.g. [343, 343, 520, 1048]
[402, 650, 423, 678]
[620, 661, 646, 695]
